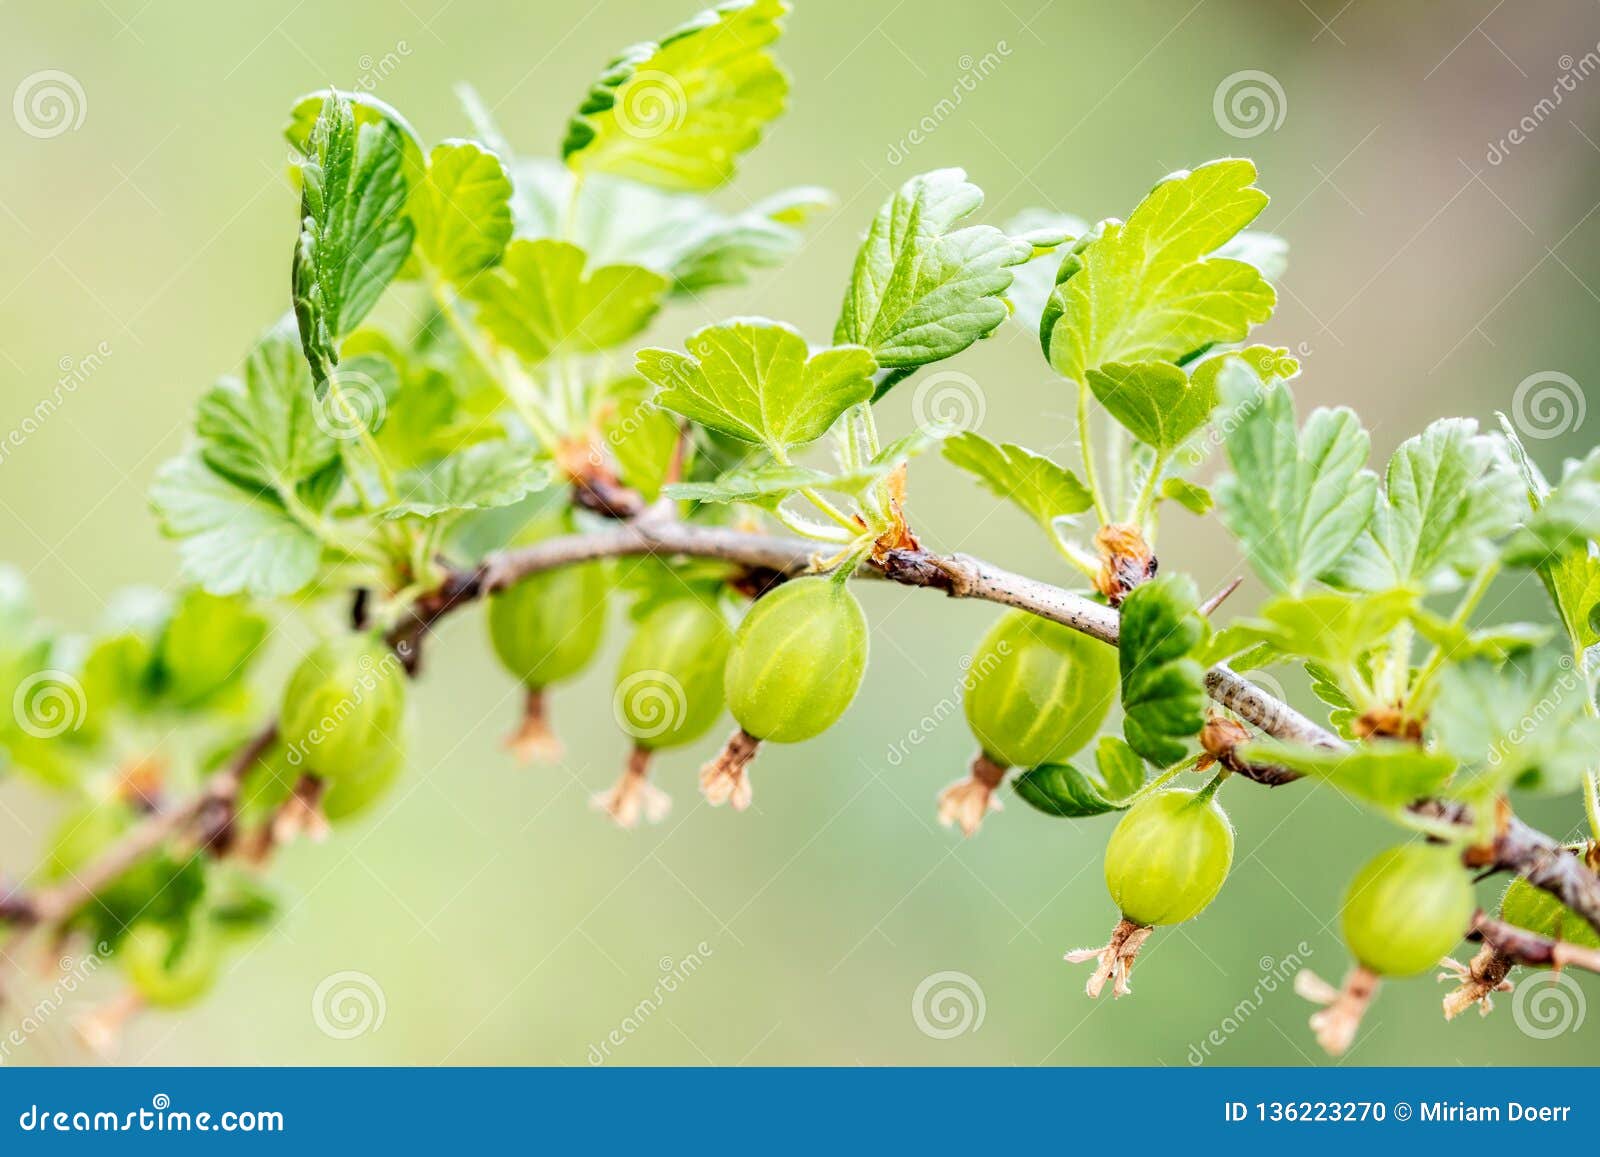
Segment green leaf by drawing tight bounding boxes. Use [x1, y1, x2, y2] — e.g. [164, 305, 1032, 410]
[1002, 209, 1087, 335]
[598, 376, 686, 502]
[149, 456, 321, 599]
[1411, 613, 1552, 664]
[1219, 589, 1417, 675]
[195, 321, 341, 495]
[834, 168, 1031, 370]
[1041, 159, 1275, 382]
[1250, 739, 1457, 810]
[1503, 447, 1600, 567]
[1334, 419, 1519, 593]
[561, 0, 789, 191]
[1014, 736, 1146, 818]
[1160, 476, 1213, 515]
[1431, 655, 1600, 797]
[1119, 574, 1208, 766]
[156, 590, 268, 710]
[385, 442, 551, 520]
[291, 91, 415, 392]
[1498, 416, 1600, 649]
[1304, 661, 1359, 738]
[942, 431, 1093, 536]
[284, 89, 425, 178]
[665, 462, 826, 506]
[410, 140, 514, 284]
[637, 318, 875, 450]
[1086, 360, 1217, 452]
[514, 159, 830, 298]
[467, 239, 668, 364]
[1215, 365, 1377, 595]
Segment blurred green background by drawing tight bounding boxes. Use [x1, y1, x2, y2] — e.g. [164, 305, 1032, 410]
[4, 0, 1600, 1065]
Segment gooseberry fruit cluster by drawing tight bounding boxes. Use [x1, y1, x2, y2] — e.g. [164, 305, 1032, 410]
[0, 0, 1597, 1063]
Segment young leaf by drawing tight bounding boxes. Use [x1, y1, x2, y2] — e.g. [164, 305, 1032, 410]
[1214, 364, 1377, 595]
[1249, 740, 1456, 810]
[561, 0, 789, 191]
[834, 168, 1031, 371]
[942, 432, 1093, 536]
[1502, 446, 1600, 567]
[1334, 418, 1519, 593]
[1430, 655, 1600, 798]
[1041, 159, 1275, 382]
[664, 462, 827, 506]
[284, 89, 425, 177]
[514, 159, 831, 298]
[385, 442, 550, 520]
[597, 377, 686, 502]
[637, 318, 875, 451]
[195, 322, 340, 494]
[1014, 736, 1146, 818]
[1119, 574, 1208, 766]
[1002, 208, 1087, 335]
[291, 91, 415, 391]
[1160, 477, 1213, 515]
[410, 140, 514, 284]
[1498, 416, 1600, 649]
[149, 456, 321, 598]
[1217, 589, 1417, 676]
[156, 590, 268, 710]
[1085, 360, 1217, 452]
[467, 239, 668, 364]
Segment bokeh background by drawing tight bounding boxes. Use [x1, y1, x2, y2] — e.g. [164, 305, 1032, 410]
[3, 0, 1600, 1066]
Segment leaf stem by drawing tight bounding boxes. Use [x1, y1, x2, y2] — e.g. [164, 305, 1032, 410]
[1076, 383, 1111, 525]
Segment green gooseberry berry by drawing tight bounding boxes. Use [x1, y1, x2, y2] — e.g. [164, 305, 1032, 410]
[1341, 843, 1474, 978]
[278, 634, 407, 782]
[121, 921, 221, 1010]
[1104, 788, 1234, 927]
[615, 596, 733, 752]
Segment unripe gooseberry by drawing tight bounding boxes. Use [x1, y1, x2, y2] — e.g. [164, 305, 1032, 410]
[723, 575, 868, 744]
[616, 597, 733, 752]
[1498, 876, 1600, 956]
[278, 635, 407, 781]
[1104, 788, 1234, 927]
[700, 575, 869, 811]
[963, 609, 1118, 768]
[121, 921, 221, 1009]
[1341, 844, 1474, 977]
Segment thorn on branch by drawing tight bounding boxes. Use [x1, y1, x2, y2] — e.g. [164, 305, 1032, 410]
[701, 728, 761, 811]
[592, 746, 671, 829]
[937, 752, 1007, 837]
[1296, 966, 1379, 1056]
[1198, 576, 1243, 617]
